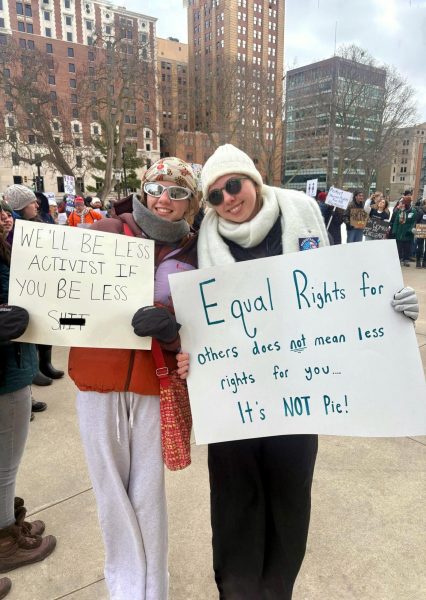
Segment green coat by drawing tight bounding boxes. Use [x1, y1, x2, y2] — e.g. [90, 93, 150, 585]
[392, 207, 416, 242]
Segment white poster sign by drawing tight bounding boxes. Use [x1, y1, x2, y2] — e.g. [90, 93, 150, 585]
[9, 221, 154, 349]
[169, 241, 426, 444]
[325, 186, 353, 209]
[63, 175, 75, 195]
[306, 178, 318, 198]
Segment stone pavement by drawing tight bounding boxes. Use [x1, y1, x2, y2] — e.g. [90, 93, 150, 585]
[7, 264, 426, 600]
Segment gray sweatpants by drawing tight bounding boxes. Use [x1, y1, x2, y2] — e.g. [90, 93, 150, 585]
[0, 386, 31, 528]
[76, 391, 168, 600]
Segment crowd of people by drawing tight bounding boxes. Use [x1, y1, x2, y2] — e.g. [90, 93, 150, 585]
[0, 149, 420, 600]
[315, 187, 426, 268]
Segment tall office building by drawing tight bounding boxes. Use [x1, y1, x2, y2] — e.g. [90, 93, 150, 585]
[157, 36, 189, 157]
[0, 0, 159, 193]
[284, 57, 387, 192]
[184, 0, 285, 183]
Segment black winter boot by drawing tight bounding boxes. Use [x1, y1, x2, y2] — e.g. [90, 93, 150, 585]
[0, 577, 11, 599]
[38, 345, 64, 379]
[32, 371, 52, 386]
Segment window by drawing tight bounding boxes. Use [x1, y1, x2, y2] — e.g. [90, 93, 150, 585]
[88, 66, 94, 76]
[18, 21, 25, 32]
[86, 20, 92, 30]
[74, 137, 81, 146]
[54, 136, 60, 145]
[27, 23, 33, 34]
[57, 176, 64, 193]
[24, 4, 31, 16]
[66, 32, 72, 41]
[45, 27, 51, 37]
[72, 108, 78, 118]
[44, 10, 50, 20]
[48, 74, 55, 84]
[5, 100, 13, 111]
[88, 50, 94, 61]
[64, 0, 71, 7]
[68, 63, 75, 72]
[28, 134, 35, 144]
[46, 42, 53, 53]
[52, 121, 59, 130]
[50, 91, 57, 100]
[65, 15, 72, 25]
[16, 3, 23, 16]
[73, 123, 79, 132]
[93, 125, 99, 135]
[71, 93, 77, 103]
[19, 38, 26, 48]
[69, 78, 76, 88]
[67, 47, 74, 56]
[105, 25, 111, 35]
[0, 18, 4, 28]
[51, 105, 58, 116]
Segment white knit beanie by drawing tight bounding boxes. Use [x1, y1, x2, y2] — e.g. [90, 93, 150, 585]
[201, 144, 263, 200]
[4, 185, 36, 211]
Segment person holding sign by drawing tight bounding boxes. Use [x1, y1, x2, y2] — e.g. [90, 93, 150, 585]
[363, 193, 390, 242]
[68, 157, 199, 600]
[344, 190, 367, 243]
[180, 144, 329, 600]
[176, 145, 420, 600]
[0, 223, 57, 587]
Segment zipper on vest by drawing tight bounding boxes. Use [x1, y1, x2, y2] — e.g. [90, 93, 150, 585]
[124, 350, 135, 391]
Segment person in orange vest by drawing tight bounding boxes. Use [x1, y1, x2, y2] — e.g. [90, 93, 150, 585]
[67, 196, 103, 227]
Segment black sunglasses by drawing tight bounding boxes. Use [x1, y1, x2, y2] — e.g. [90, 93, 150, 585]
[207, 177, 250, 206]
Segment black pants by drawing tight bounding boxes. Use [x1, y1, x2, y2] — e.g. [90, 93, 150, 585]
[397, 240, 411, 261]
[415, 238, 425, 261]
[208, 434, 318, 600]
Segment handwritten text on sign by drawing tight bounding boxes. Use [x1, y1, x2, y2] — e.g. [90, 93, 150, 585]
[325, 186, 353, 210]
[169, 242, 426, 444]
[9, 221, 154, 348]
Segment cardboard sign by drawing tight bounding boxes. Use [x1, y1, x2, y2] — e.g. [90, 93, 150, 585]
[325, 186, 353, 210]
[9, 221, 154, 349]
[306, 179, 318, 198]
[415, 224, 426, 239]
[169, 241, 426, 444]
[363, 217, 389, 240]
[63, 175, 75, 195]
[350, 207, 368, 229]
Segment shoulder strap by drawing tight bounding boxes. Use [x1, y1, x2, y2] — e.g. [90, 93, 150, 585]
[123, 222, 170, 387]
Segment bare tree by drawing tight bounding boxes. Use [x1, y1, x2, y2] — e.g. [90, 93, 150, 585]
[0, 39, 79, 178]
[78, 32, 156, 200]
[331, 44, 417, 190]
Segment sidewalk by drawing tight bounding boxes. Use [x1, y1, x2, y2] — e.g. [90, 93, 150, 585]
[8, 266, 426, 600]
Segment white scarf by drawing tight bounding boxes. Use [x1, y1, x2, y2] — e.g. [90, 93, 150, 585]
[198, 185, 329, 268]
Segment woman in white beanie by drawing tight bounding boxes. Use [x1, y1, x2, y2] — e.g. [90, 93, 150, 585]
[177, 144, 419, 599]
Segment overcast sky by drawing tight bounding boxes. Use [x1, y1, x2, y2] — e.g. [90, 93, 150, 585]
[127, 0, 426, 122]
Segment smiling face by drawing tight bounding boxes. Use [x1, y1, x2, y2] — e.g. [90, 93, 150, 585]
[208, 173, 259, 223]
[146, 180, 189, 222]
[0, 210, 14, 233]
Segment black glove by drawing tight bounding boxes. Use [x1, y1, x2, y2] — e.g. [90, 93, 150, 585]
[0, 305, 29, 343]
[132, 306, 181, 343]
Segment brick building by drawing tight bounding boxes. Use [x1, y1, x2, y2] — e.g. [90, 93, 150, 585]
[184, 0, 285, 184]
[0, 0, 160, 195]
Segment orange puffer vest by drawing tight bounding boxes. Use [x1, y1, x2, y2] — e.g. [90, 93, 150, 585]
[68, 213, 197, 395]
